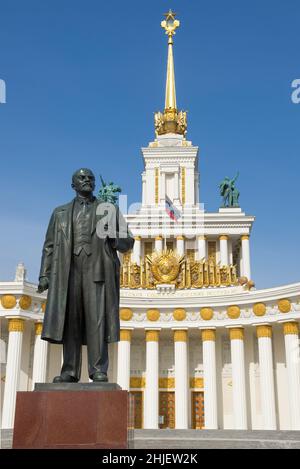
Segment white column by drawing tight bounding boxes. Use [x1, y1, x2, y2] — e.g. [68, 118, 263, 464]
[201, 329, 218, 429]
[228, 239, 233, 265]
[32, 322, 48, 388]
[160, 172, 166, 205]
[173, 329, 188, 429]
[174, 171, 179, 203]
[256, 325, 276, 430]
[229, 327, 247, 429]
[219, 235, 229, 266]
[155, 236, 163, 252]
[241, 235, 251, 280]
[197, 235, 207, 261]
[195, 173, 200, 204]
[142, 172, 146, 205]
[176, 236, 185, 257]
[283, 322, 300, 430]
[185, 167, 195, 205]
[144, 329, 160, 429]
[133, 236, 141, 265]
[2, 318, 24, 429]
[117, 329, 132, 391]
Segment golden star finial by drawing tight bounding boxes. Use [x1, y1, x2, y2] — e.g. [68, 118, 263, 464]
[161, 9, 180, 37]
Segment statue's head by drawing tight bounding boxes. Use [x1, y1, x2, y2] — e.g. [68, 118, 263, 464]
[71, 168, 95, 195]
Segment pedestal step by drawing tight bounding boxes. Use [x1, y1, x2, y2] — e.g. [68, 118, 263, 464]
[132, 429, 300, 449]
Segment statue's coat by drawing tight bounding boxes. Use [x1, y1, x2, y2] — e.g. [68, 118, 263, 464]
[39, 199, 134, 344]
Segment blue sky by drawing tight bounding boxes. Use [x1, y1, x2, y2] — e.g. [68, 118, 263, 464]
[0, 0, 299, 288]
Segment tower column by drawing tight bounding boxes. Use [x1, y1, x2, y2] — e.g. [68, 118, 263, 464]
[256, 325, 276, 430]
[2, 318, 24, 429]
[144, 329, 160, 429]
[197, 235, 207, 261]
[174, 170, 180, 203]
[160, 172, 166, 205]
[32, 322, 48, 388]
[201, 328, 218, 429]
[133, 236, 141, 265]
[117, 329, 132, 391]
[241, 235, 251, 280]
[155, 236, 163, 252]
[219, 235, 229, 266]
[282, 322, 300, 429]
[229, 327, 247, 429]
[173, 329, 188, 429]
[176, 236, 185, 256]
[142, 172, 146, 205]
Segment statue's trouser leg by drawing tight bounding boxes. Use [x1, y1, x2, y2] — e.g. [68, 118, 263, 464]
[81, 250, 108, 379]
[61, 253, 84, 381]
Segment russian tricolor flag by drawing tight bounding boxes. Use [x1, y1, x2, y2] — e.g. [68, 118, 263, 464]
[165, 195, 181, 221]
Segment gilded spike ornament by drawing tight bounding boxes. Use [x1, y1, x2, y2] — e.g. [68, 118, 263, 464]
[154, 11, 187, 137]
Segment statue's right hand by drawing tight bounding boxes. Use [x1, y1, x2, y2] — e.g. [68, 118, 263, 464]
[37, 277, 49, 293]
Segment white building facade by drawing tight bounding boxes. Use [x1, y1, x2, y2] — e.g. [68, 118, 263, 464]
[1, 11, 300, 431]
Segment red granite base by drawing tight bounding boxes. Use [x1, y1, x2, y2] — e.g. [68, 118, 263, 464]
[13, 389, 128, 449]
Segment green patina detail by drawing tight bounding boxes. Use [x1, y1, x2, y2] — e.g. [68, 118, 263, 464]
[98, 175, 122, 205]
[219, 172, 240, 208]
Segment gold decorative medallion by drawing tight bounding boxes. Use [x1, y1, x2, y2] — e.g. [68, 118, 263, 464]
[1, 295, 17, 309]
[146, 309, 160, 322]
[120, 308, 133, 321]
[200, 307, 213, 321]
[283, 322, 299, 335]
[173, 308, 186, 321]
[147, 250, 183, 284]
[278, 299, 291, 313]
[120, 330, 132, 342]
[201, 329, 216, 342]
[19, 295, 32, 310]
[227, 305, 240, 319]
[253, 302, 266, 316]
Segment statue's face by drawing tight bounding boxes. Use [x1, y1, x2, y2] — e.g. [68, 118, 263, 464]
[72, 168, 95, 194]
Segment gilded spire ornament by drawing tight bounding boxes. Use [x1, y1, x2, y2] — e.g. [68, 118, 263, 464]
[154, 11, 187, 137]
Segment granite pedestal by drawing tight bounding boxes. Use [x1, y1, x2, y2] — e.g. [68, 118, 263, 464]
[13, 383, 129, 449]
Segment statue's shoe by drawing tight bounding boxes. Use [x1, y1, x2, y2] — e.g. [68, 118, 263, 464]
[92, 372, 108, 382]
[53, 374, 78, 383]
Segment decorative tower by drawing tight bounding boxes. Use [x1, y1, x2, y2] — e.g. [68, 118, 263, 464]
[154, 10, 187, 137]
[124, 11, 254, 290]
[138, 10, 199, 210]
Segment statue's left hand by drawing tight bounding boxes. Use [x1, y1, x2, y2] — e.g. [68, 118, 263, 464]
[37, 277, 49, 293]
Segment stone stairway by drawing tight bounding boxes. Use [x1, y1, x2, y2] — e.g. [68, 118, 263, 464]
[2, 428, 300, 449]
[132, 429, 300, 449]
[0, 429, 13, 449]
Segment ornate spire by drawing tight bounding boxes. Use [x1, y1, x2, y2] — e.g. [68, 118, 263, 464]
[154, 10, 187, 137]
